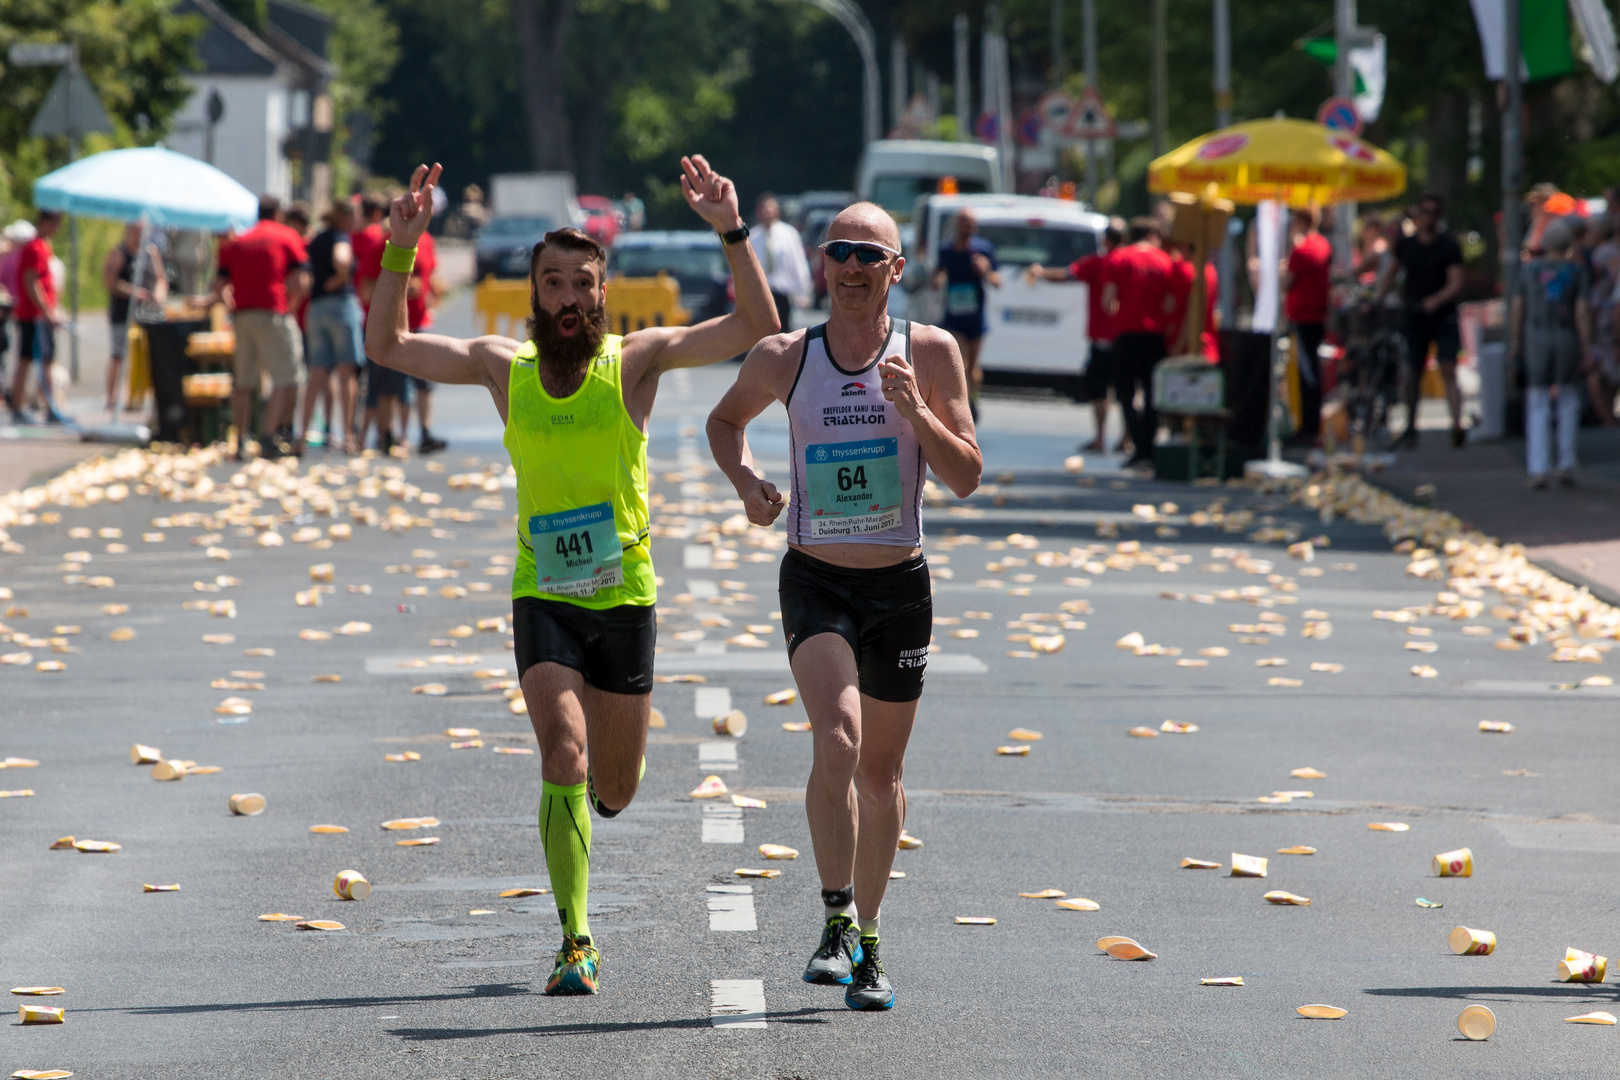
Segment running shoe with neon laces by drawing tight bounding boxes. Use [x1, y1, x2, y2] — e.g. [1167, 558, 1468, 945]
[802, 914, 863, 985]
[845, 937, 893, 1010]
[545, 933, 601, 995]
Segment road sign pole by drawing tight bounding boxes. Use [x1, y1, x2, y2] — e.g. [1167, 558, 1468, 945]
[1083, 0, 1098, 203]
[1332, 0, 1356, 279]
[67, 42, 81, 383]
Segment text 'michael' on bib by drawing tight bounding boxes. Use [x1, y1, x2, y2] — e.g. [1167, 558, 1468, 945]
[529, 501, 625, 597]
[803, 437, 902, 538]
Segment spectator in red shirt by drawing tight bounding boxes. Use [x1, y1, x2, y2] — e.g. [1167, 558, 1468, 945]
[1283, 207, 1332, 443]
[1106, 217, 1176, 468]
[210, 194, 311, 459]
[8, 210, 68, 425]
[1027, 218, 1126, 453]
[353, 193, 412, 453]
[1165, 242, 1220, 362]
[403, 228, 447, 453]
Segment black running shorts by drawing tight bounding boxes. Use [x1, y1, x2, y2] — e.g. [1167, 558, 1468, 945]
[779, 547, 932, 703]
[512, 596, 657, 696]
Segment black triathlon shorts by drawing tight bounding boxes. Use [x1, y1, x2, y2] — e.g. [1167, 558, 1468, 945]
[512, 596, 657, 696]
[779, 546, 932, 703]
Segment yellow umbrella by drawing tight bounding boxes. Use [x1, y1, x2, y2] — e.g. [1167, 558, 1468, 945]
[1148, 117, 1407, 207]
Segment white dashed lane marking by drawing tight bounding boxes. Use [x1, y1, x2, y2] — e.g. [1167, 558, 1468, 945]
[698, 740, 738, 771]
[706, 885, 756, 931]
[683, 545, 713, 569]
[694, 686, 732, 718]
[701, 801, 744, 843]
[709, 979, 766, 1028]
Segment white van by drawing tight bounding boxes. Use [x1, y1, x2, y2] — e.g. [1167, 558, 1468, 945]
[855, 140, 1003, 221]
[908, 194, 1107, 397]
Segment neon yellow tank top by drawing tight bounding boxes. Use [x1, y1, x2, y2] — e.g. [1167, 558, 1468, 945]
[504, 335, 655, 609]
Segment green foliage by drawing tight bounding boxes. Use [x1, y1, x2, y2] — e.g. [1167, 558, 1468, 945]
[214, 0, 268, 31]
[299, 0, 400, 126]
[0, 0, 203, 220]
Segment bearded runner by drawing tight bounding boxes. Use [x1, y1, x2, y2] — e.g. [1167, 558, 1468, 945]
[367, 157, 777, 995]
[707, 203, 981, 1011]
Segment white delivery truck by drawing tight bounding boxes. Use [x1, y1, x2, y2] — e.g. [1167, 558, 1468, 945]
[489, 172, 581, 227]
[855, 140, 1003, 221]
[908, 193, 1107, 399]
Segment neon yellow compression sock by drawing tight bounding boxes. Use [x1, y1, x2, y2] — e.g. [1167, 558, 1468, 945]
[539, 781, 592, 940]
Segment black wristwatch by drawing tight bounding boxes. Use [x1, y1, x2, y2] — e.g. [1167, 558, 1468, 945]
[719, 223, 750, 246]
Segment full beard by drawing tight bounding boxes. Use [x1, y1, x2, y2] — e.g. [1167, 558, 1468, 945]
[530, 302, 609, 372]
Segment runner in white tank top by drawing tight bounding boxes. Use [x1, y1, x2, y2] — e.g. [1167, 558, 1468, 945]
[785, 319, 925, 547]
[708, 203, 982, 1012]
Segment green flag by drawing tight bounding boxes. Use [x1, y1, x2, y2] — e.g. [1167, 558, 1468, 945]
[1522, 0, 1575, 80]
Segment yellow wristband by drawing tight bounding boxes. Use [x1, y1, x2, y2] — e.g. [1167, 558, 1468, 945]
[380, 241, 417, 274]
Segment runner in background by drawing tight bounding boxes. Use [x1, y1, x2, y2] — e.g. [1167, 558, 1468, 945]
[1026, 217, 1124, 454]
[301, 202, 364, 452]
[931, 208, 1001, 423]
[1108, 217, 1175, 470]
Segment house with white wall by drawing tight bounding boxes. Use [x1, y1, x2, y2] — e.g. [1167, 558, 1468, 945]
[166, 0, 334, 206]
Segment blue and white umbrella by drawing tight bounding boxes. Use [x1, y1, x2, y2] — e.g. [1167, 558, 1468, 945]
[34, 147, 258, 232]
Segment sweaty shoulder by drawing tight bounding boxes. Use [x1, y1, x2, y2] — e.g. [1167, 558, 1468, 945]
[906, 321, 959, 366]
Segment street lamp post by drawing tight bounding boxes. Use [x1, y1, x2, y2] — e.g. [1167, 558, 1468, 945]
[793, 0, 881, 146]
[1502, 0, 1523, 298]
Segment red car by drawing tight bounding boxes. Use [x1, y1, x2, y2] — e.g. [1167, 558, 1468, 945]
[578, 195, 622, 247]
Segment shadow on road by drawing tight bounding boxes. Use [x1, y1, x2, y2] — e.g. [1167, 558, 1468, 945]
[1363, 984, 1620, 1002]
[387, 1007, 838, 1041]
[113, 982, 533, 1015]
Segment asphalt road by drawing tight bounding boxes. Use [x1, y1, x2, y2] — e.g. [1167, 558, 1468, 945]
[4, 303, 1620, 1079]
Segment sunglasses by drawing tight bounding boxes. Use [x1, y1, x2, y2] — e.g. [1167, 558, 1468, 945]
[819, 240, 899, 265]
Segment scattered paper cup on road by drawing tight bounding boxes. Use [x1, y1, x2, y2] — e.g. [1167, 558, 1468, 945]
[730, 795, 766, 809]
[259, 914, 303, 922]
[1160, 720, 1198, 733]
[690, 775, 728, 799]
[1565, 1012, 1618, 1025]
[383, 752, 421, 763]
[1416, 897, 1443, 908]
[1008, 728, 1042, 741]
[1432, 847, 1473, 878]
[758, 844, 798, 859]
[1128, 726, 1158, 738]
[48, 837, 75, 850]
[1277, 846, 1317, 855]
[130, 743, 161, 765]
[1019, 889, 1066, 899]
[142, 884, 180, 893]
[782, 721, 811, 732]
[713, 710, 747, 737]
[898, 832, 923, 850]
[1559, 948, 1608, 983]
[229, 793, 266, 816]
[1297, 1004, 1347, 1019]
[17, 1006, 64, 1024]
[1181, 858, 1221, 870]
[995, 745, 1030, 756]
[1457, 1005, 1495, 1040]
[1479, 721, 1514, 733]
[151, 760, 187, 781]
[498, 888, 548, 897]
[295, 920, 345, 931]
[647, 706, 665, 728]
[396, 838, 439, 846]
[1449, 926, 1496, 956]
[9, 988, 64, 996]
[1055, 897, 1100, 911]
[764, 688, 797, 705]
[309, 824, 349, 834]
[1098, 937, 1155, 960]
[334, 870, 370, 901]
[1230, 853, 1268, 878]
[1368, 822, 1409, 832]
[13, 1069, 75, 1078]
[734, 868, 780, 878]
[1263, 890, 1311, 905]
[73, 840, 119, 853]
[1201, 976, 1243, 986]
[955, 917, 996, 925]
[1291, 767, 1326, 779]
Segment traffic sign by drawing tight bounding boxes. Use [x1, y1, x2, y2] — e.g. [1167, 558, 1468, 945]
[1070, 85, 1115, 140]
[9, 42, 74, 66]
[974, 111, 1000, 143]
[29, 68, 114, 138]
[1316, 96, 1362, 135]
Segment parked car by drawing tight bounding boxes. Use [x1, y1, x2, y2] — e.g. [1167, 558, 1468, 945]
[475, 215, 556, 279]
[607, 231, 733, 325]
[578, 195, 623, 247]
[908, 194, 1106, 398]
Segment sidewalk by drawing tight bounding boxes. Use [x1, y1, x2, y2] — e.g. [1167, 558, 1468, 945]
[1368, 426, 1620, 603]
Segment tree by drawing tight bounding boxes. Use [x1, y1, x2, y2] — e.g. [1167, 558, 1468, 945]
[512, 0, 575, 171]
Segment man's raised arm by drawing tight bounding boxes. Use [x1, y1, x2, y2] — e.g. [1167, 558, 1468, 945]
[627, 155, 780, 375]
[365, 163, 515, 389]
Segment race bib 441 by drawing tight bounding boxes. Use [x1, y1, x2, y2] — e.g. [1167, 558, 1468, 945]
[804, 438, 902, 537]
[529, 501, 624, 597]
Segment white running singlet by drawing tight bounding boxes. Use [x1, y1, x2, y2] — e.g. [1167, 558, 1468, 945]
[785, 320, 924, 548]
